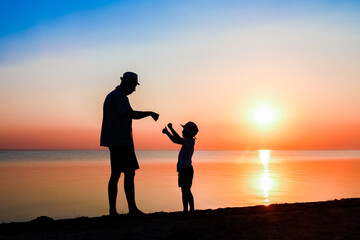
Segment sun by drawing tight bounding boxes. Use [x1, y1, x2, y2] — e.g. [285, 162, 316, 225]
[252, 106, 276, 125]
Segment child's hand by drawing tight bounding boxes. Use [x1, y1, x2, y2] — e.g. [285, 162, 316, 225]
[167, 123, 173, 129]
[162, 127, 168, 134]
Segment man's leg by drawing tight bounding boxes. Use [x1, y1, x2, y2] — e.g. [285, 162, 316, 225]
[108, 172, 121, 215]
[124, 170, 143, 214]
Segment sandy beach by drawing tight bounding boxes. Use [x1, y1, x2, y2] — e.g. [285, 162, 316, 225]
[1, 198, 359, 239]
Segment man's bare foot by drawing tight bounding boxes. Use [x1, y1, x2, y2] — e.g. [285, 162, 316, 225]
[128, 209, 145, 216]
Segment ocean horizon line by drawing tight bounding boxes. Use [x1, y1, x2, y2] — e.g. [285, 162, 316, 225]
[1, 148, 360, 151]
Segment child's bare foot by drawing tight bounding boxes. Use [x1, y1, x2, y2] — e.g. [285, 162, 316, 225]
[109, 210, 120, 216]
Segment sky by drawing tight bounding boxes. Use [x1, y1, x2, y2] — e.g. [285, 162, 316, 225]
[0, 0, 359, 150]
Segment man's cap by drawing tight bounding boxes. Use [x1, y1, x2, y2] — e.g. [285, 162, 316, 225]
[120, 72, 140, 85]
[181, 121, 199, 138]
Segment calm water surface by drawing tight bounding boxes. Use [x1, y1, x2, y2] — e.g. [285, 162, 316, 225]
[0, 150, 360, 222]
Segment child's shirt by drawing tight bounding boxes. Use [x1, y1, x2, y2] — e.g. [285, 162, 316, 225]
[177, 138, 195, 172]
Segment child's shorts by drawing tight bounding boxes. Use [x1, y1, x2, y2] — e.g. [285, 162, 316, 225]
[178, 165, 194, 188]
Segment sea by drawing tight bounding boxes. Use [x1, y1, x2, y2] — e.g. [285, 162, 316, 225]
[1, 150, 360, 223]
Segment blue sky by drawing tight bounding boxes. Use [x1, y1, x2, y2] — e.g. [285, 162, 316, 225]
[0, 0, 119, 37]
[1, 0, 360, 63]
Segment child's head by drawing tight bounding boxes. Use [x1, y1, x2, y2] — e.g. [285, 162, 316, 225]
[181, 121, 199, 139]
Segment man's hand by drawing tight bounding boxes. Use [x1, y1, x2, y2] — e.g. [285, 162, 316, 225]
[151, 112, 159, 121]
[167, 123, 172, 129]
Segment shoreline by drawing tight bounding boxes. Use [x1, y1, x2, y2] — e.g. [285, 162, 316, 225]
[1, 198, 360, 239]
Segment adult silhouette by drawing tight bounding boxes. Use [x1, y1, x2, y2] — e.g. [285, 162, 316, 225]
[100, 72, 159, 216]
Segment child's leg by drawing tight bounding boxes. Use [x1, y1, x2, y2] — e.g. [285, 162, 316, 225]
[181, 186, 194, 212]
[188, 187, 194, 211]
[179, 166, 195, 212]
[181, 187, 189, 212]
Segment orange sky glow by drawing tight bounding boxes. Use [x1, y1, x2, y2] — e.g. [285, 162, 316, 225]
[1, 1, 359, 150]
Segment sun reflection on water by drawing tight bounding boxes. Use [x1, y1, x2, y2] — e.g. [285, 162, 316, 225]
[260, 150, 270, 165]
[259, 150, 272, 205]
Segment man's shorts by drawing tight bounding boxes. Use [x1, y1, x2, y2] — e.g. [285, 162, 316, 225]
[178, 165, 194, 188]
[109, 145, 139, 174]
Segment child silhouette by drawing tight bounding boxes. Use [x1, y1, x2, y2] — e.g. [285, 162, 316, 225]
[162, 122, 199, 212]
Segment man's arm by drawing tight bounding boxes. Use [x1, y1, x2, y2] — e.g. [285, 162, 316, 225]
[124, 110, 159, 121]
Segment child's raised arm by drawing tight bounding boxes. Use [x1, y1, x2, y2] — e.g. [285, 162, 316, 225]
[162, 123, 184, 145]
[167, 123, 181, 138]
